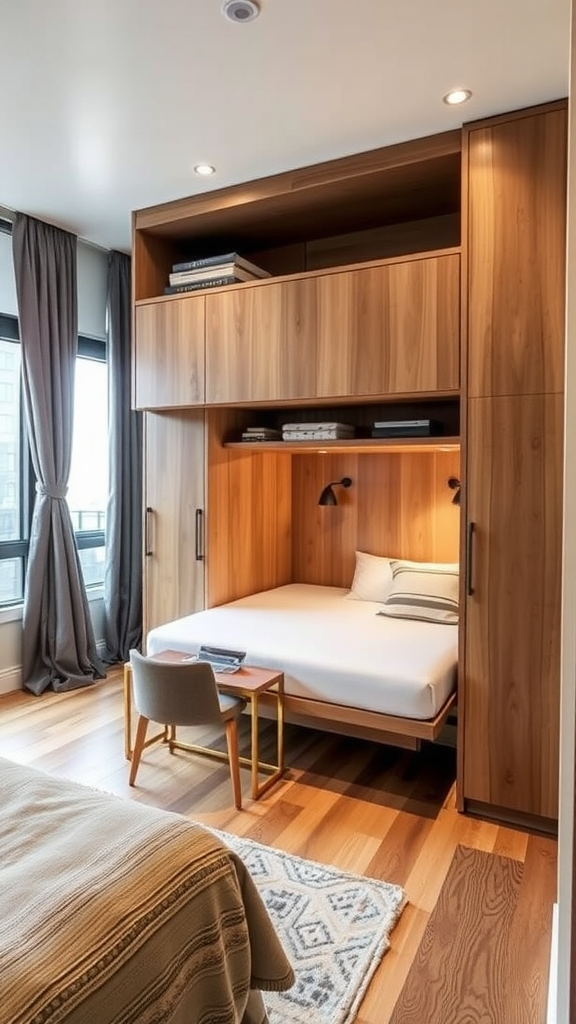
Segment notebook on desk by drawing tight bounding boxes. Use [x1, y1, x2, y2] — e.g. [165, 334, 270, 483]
[185, 646, 246, 674]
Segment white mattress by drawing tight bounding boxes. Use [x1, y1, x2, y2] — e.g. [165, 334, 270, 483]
[146, 584, 458, 721]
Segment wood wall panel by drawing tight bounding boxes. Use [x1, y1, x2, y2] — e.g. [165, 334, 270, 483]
[306, 214, 460, 270]
[467, 107, 567, 398]
[206, 409, 292, 607]
[291, 451, 460, 587]
[463, 394, 563, 818]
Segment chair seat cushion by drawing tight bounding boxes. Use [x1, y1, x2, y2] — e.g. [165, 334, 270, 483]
[218, 693, 247, 720]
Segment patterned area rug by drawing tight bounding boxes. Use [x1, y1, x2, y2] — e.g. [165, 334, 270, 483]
[214, 830, 406, 1024]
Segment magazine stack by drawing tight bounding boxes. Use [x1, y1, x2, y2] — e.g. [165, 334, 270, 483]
[164, 252, 270, 294]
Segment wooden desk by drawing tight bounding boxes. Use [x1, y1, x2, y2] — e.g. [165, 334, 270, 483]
[123, 650, 285, 800]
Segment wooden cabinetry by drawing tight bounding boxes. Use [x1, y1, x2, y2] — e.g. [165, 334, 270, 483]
[132, 105, 567, 826]
[204, 251, 460, 404]
[134, 297, 205, 410]
[315, 252, 460, 399]
[461, 102, 567, 824]
[205, 275, 317, 404]
[143, 410, 206, 634]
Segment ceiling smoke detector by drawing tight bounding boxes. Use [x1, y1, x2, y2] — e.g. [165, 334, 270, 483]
[222, 0, 260, 22]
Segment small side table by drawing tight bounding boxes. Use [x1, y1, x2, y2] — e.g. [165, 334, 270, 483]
[123, 650, 285, 801]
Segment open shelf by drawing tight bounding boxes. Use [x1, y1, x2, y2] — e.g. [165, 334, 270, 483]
[224, 436, 460, 455]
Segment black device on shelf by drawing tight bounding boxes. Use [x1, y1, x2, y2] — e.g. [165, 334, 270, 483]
[370, 418, 443, 438]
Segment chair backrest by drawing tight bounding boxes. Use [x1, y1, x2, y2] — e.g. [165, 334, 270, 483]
[129, 650, 224, 727]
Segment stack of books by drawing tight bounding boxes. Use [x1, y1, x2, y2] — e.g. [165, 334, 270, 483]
[240, 426, 282, 443]
[164, 252, 270, 295]
[281, 422, 355, 441]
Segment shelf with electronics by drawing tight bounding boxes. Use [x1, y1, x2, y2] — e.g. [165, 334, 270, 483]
[221, 395, 460, 455]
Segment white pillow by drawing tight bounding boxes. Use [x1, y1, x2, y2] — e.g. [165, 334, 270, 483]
[347, 551, 394, 603]
[380, 559, 459, 624]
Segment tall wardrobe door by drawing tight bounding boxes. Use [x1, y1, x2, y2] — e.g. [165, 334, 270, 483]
[464, 393, 563, 819]
[143, 410, 206, 636]
[462, 103, 567, 825]
[467, 107, 567, 399]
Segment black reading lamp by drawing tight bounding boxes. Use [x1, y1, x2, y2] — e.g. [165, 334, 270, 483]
[318, 476, 353, 506]
[448, 476, 461, 506]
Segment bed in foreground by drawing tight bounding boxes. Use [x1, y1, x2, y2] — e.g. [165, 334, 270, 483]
[146, 581, 459, 749]
[0, 757, 294, 1024]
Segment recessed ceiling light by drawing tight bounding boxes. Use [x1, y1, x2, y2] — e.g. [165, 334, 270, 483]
[443, 89, 472, 106]
[222, 0, 260, 23]
[194, 164, 216, 176]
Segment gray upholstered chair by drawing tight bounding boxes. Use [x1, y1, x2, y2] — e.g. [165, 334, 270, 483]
[128, 649, 247, 809]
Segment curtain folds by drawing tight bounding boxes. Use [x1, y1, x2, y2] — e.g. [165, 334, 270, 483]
[103, 251, 143, 662]
[12, 213, 104, 694]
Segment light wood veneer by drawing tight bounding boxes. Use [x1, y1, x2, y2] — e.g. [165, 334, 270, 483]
[291, 451, 460, 588]
[135, 297, 205, 409]
[463, 393, 562, 818]
[205, 252, 460, 404]
[143, 411, 206, 634]
[467, 105, 567, 398]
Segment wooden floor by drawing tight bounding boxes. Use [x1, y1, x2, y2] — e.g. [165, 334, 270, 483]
[0, 668, 557, 1024]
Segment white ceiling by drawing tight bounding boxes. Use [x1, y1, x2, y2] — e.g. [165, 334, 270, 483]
[0, 0, 571, 253]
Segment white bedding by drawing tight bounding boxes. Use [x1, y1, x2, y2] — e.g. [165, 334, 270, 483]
[147, 584, 458, 721]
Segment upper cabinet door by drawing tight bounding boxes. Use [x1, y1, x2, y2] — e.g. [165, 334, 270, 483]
[467, 108, 567, 399]
[316, 253, 460, 398]
[205, 278, 318, 404]
[134, 297, 205, 409]
[206, 253, 460, 404]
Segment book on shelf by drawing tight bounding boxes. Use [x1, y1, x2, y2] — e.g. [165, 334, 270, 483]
[281, 422, 354, 433]
[169, 263, 263, 286]
[171, 252, 270, 279]
[164, 276, 243, 295]
[282, 428, 356, 441]
[240, 427, 282, 442]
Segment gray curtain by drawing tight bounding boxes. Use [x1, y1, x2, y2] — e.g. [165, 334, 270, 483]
[12, 213, 104, 694]
[103, 251, 143, 662]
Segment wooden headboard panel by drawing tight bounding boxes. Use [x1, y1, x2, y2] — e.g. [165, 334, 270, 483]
[291, 450, 460, 588]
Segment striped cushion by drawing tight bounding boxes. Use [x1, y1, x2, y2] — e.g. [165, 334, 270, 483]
[381, 560, 459, 624]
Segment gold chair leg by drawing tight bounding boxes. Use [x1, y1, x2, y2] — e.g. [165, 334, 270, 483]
[129, 715, 149, 786]
[225, 719, 243, 810]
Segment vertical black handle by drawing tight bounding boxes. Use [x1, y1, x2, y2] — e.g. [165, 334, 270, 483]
[195, 508, 204, 561]
[466, 521, 475, 596]
[145, 506, 153, 557]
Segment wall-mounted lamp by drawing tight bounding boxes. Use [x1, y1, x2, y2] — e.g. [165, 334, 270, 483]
[318, 476, 352, 506]
[448, 477, 461, 506]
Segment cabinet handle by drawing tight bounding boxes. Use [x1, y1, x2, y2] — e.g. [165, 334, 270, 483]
[466, 521, 475, 597]
[145, 507, 154, 557]
[195, 508, 204, 561]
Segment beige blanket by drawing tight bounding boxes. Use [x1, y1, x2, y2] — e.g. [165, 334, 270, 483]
[0, 757, 294, 1024]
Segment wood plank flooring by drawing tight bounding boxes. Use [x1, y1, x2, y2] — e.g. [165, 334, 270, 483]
[389, 844, 555, 1024]
[0, 669, 557, 1024]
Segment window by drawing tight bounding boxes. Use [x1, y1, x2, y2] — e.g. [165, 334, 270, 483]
[0, 319, 108, 605]
[0, 320, 28, 605]
[68, 338, 108, 588]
